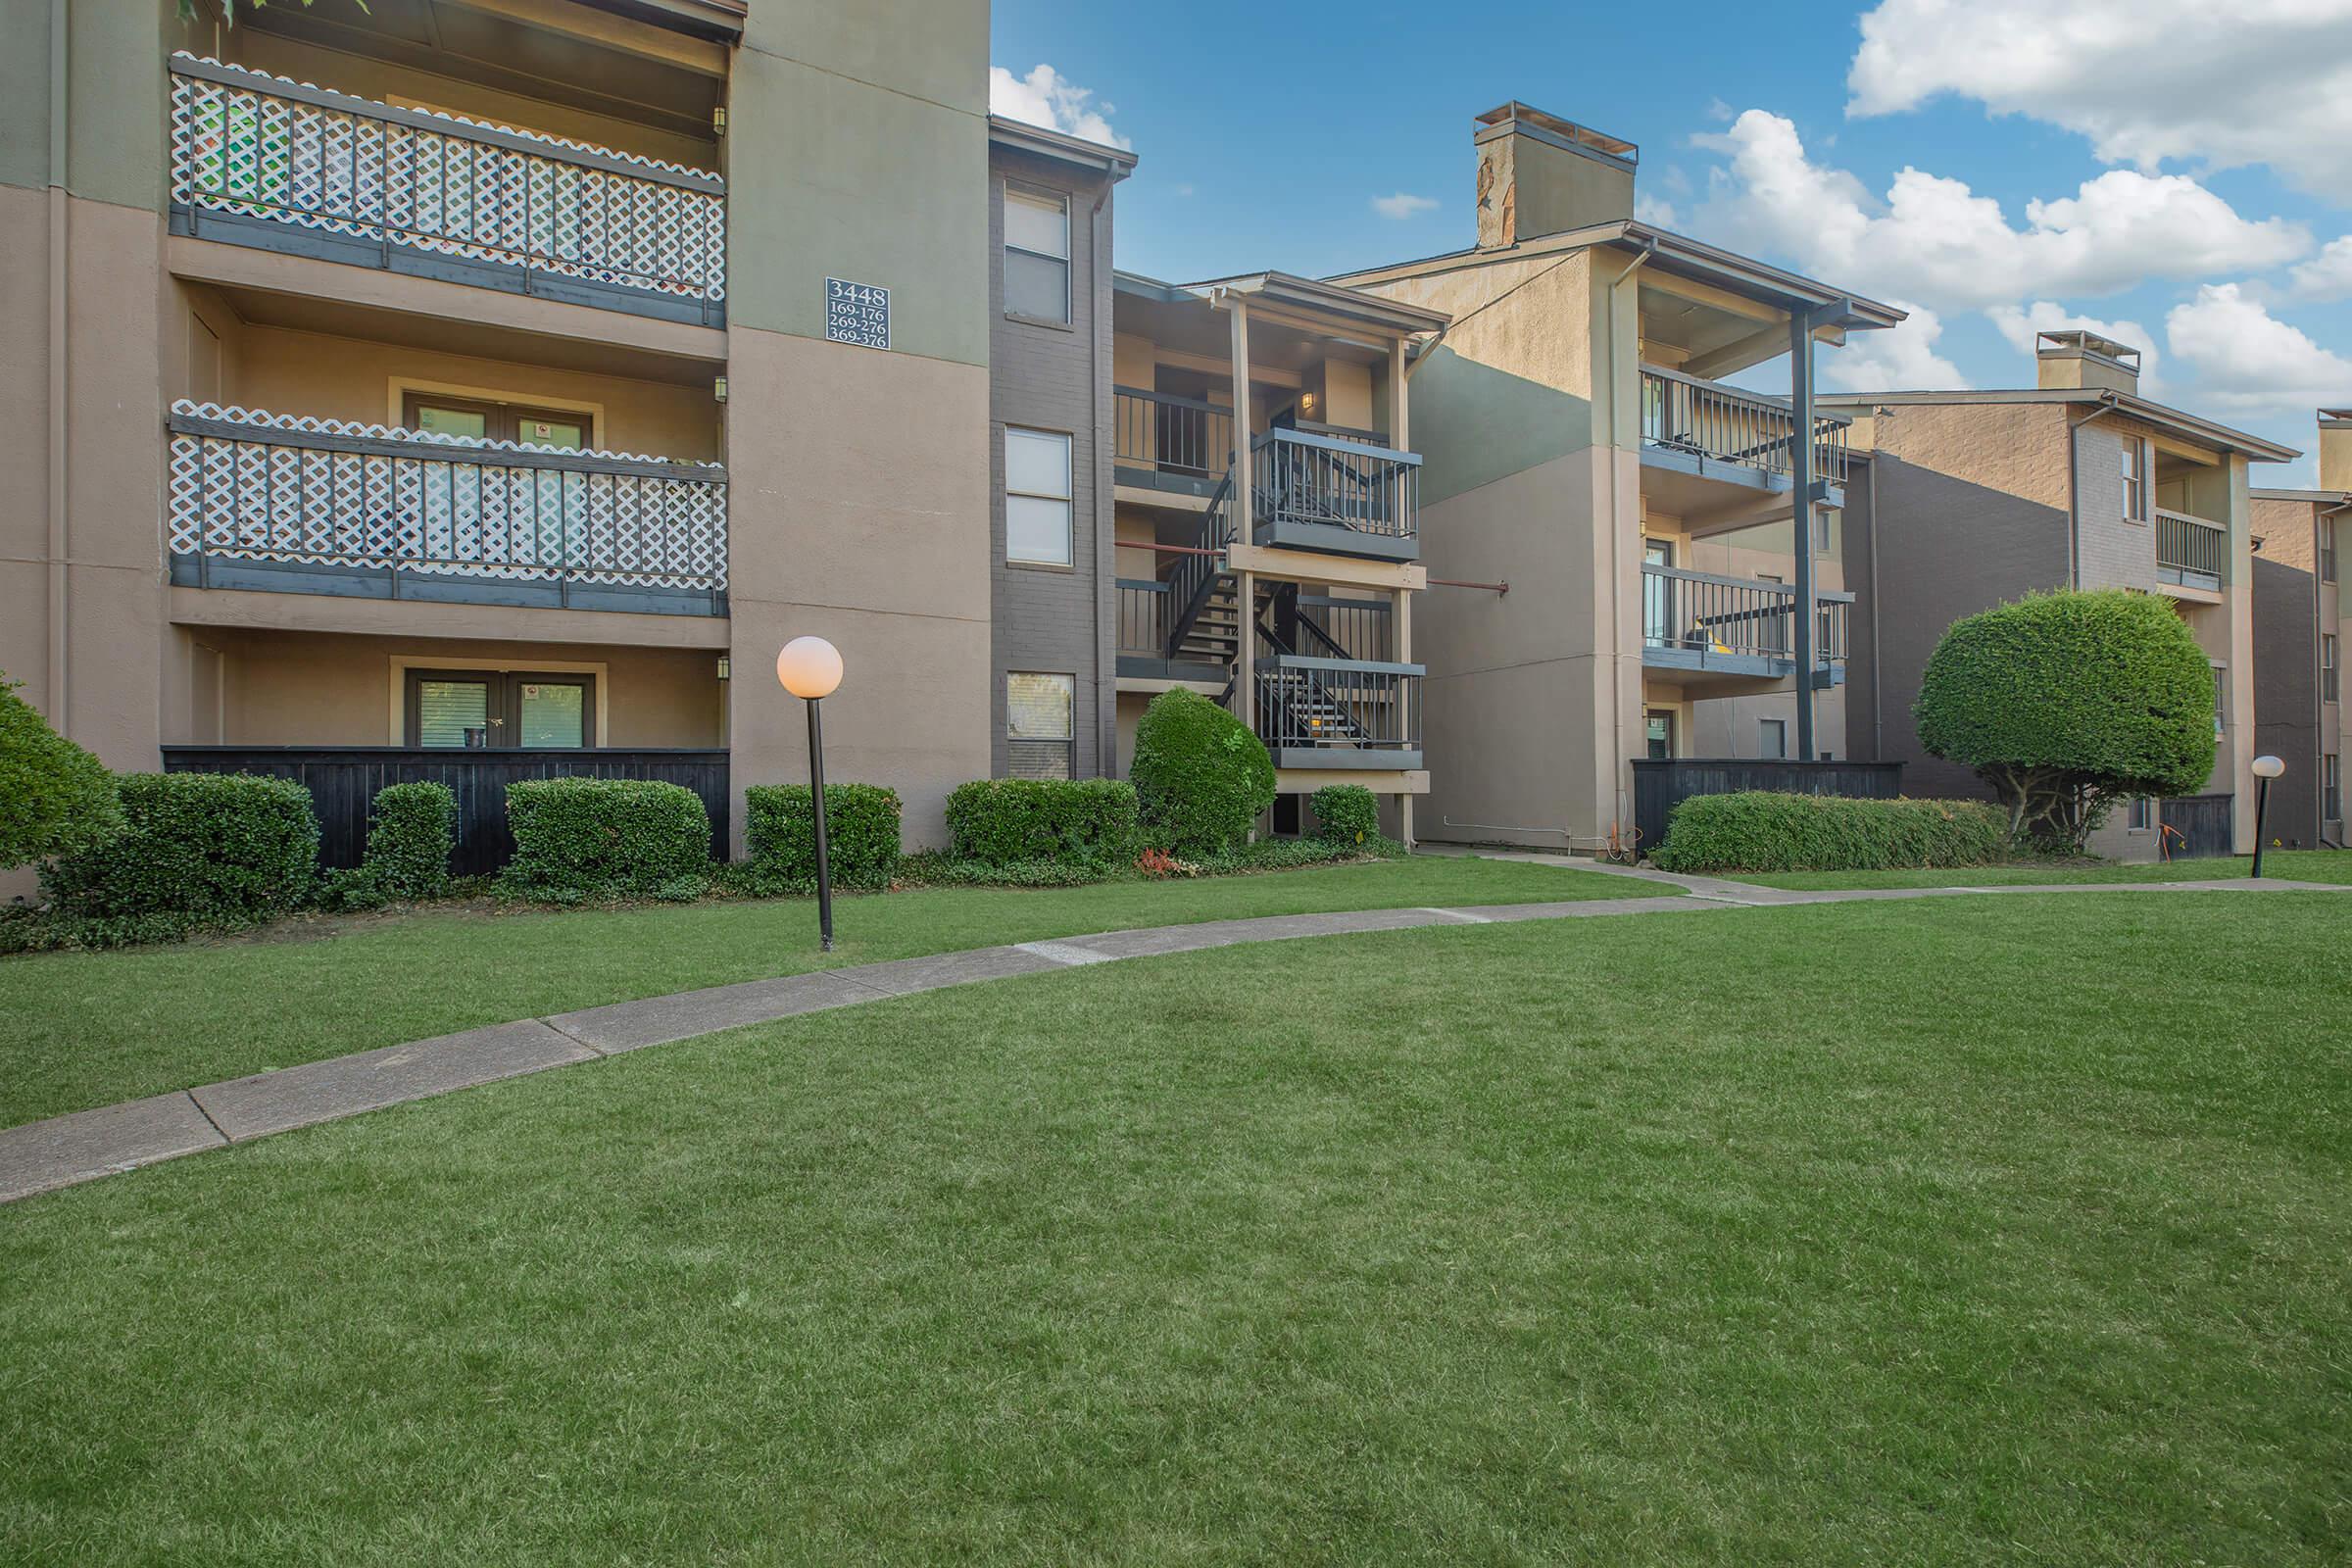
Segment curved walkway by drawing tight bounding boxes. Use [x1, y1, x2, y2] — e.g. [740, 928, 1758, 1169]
[4, 866, 2340, 1204]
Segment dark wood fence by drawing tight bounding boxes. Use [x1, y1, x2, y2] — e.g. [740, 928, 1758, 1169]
[1631, 758, 1906, 856]
[161, 747, 730, 876]
[2159, 793, 2235, 859]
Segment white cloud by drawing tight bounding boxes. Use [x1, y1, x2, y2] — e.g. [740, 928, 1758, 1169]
[2289, 236, 2352, 301]
[989, 64, 1129, 150]
[2164, 283, 2352, 416]
[1692, 111, 2308, 311]
[1370, 191, 1439, 220]
[1985, 301, 2160, 390]
[1847, 0, 2352, 202]
[1821, 301, 1966, 391]
[1633, 192, 1680, 228]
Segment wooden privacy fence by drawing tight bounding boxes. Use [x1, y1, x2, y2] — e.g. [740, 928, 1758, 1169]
[1631, 758, 1905, 856]
[161, 748, 730, 876]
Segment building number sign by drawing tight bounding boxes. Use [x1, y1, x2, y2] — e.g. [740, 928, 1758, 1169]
[825, 277, 891, 350]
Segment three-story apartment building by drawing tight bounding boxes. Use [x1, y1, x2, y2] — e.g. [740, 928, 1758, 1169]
[1332, 103, 1902, 853]
[1829, 331, 2297, 858]
[2250, 410, 2350, 847]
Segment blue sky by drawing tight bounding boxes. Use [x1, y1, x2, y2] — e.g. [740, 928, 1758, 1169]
[990, 0, 2352, 484]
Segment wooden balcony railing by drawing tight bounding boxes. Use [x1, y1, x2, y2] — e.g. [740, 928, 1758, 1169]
[2154, 508, 2228, 589]
[168, 53, 725, 324]
[1113, 387, 1234, 478]
[167, 402, 728, 616]
[1641, 564, 1849, 666]
[1640, 366, 1849, 486]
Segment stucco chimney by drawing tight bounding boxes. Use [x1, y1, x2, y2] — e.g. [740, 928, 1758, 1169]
[2035, 329, 2142, 396]
[1474, 102, 1637, 249]
[2319, 410, 2352, 493]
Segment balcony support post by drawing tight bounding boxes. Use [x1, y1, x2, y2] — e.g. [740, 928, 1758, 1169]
[1396, 583, 1414, 847]
[1789, 307, 1820, 760]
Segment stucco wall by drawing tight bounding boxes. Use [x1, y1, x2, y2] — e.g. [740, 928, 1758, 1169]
[2251, 554, 2323, 844]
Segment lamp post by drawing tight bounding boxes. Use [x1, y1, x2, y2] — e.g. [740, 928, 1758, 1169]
[776, 636, 845, 950]
[2251, 754, 2284, 879]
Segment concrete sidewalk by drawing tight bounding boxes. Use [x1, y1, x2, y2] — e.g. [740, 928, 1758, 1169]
[3, 874, 2338, 1205]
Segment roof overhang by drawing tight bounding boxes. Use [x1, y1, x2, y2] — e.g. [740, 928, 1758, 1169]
[1174, 270, 1451, 339]
[2251, 487, 2352, 505]
[568, 0, 748, 43]
[987, 115, 1138, 181]
[1820, 388, 2302, 464]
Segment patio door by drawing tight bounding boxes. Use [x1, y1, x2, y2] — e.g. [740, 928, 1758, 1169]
[401, 393, 591, 450]
[407, 670, 596, 749]
[1642, 538, 1675, 647]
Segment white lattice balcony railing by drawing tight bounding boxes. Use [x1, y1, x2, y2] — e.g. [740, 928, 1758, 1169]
[169, 53, 725, 324]
[167, 402, 728, 617]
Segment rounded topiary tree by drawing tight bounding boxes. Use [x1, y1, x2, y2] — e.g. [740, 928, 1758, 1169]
[1916, 588, 2215, 851]
[0, 676, 122, 870]
[1130, 688, 1276, 855]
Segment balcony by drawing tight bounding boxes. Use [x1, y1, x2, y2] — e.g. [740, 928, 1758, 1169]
[1639, 367, 1848, 524]
[1641, 564, 1848, 693]
[1250, 428, 1421, 562]
[1252, 656, 1423, 770]
[168, 54, 726, 326]
[2155, 508, 2228, 593]
[167, 402, 728, 616]
[1113, 387, 1234, 500]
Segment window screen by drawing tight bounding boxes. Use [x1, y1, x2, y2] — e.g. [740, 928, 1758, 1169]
[1006, 672, 1074, 780]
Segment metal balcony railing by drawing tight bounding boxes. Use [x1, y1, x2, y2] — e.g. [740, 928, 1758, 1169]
[2154, 508, 2228, 589]
[1250, 427, 1420, 547]
[1113, 387, 1235, 478]
[1252, 655, 1421, 760]
[1640, 366, 1849, 486]
[169, 53, 725, 323]
[1291, 594, 1394, 663]
[1116, 579, 1170, 656]
[167, 402, 727, 614]
[1641, 564, 1848, 666]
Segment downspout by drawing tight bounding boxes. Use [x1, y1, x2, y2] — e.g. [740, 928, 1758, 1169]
[1602, 238, 1655, 829]
[46, 0, 69, 722]
[1088, 178, 1110, 777]
[2064, 394, 2123, 588]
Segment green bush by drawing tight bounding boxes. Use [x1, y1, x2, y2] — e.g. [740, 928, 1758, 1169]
[0, 677, 122, 869]
[1308, 783, 1381, 846]
[1917, 588, 2215, 850]
[1649, 791, 2008, 873]
[1130, 689, 1276, 855]
[742, 782, 902, 894]
[40, 772, 319, 921]
[502, 777, 710, 898]
[894, 851, 1108, 889]
[362, 781, 456, 901]
[944, 778, 1140, 866]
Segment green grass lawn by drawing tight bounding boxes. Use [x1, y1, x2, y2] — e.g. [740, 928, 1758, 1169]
[1720, 847, 2352, 891]
[3, 893, 2348, 1564]
[0, 853, 1655, 1128]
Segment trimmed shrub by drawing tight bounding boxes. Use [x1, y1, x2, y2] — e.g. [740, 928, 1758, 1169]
[1649, 791, 2008, 874]
[362, 781, 457, 901]
[742, 782, 901, 894]
[1917, 588, 2215, 850]
[502, 777, 710, 898]
[0, 677, 122, 869]
[1308, 783, 1381, 846]
[1130, 688, 1276, 855]
[41, 772, 319, 921]
[895, 852, 1106, 889]
[944, 778, 1140, 866]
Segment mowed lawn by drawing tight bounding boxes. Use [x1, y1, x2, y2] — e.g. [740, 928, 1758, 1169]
[1722, 847, 2352, 891]
[3, 893, 2348, 1564]
[0, 854, 1656, 1127]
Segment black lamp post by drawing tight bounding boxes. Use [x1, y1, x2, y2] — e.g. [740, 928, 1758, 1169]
[2251, 754, 2284, 879]
[776, 636, 845, 950]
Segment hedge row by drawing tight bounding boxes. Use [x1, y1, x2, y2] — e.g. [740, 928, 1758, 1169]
[40, 773, 320, 922]
[1649, 791, 2008, 873]
[744, 783, 903, 893]
[502, 776, 711, 900]
[944, 778, 1139, 866]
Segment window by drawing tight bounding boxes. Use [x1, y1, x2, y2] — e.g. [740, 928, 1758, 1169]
[1004, 428, 1074, 565]
[2122, 437, 2145, 521]
[402, 393, 590, 449]
[1642, 538, 1675, 646]
[2213, 664, 2228, 734]
[2327, 753, 2342, 823]
[2322, 525, 2338, 584]
[2129, 796, 2153, 831]
[1004, 187, 1071, 323]
[1006, 672, 1074, 779]
[1815, 507, 1838, 556]
[1756, 572, 1786, 653]
[1759, 717, 1788, 759]
[405, 670, 594, 749]
[2326, 633, 2340, 704]
[1643, 709, 1675, 760]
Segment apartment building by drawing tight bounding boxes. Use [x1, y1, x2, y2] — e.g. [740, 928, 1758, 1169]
[1829, 332, 2298, 858]
[1108, 272, 1448, 838]
[2249, 410, 2349, 847]
[1332, 103, 1901, 852]
[9, 0, 1002, 859]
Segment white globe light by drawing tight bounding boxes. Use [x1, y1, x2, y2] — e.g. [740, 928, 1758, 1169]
[2252, 755, 2285, 779]
[776, 636, 843, 700]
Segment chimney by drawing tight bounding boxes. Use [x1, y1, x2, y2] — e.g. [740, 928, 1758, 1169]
[2036, 329, 2142, 396]
[2318, 410, 2352, 493]
[1474, 102, 1637, 249]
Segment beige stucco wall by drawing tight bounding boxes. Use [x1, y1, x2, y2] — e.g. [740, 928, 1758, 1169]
[1876, 401, 2074, 514]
